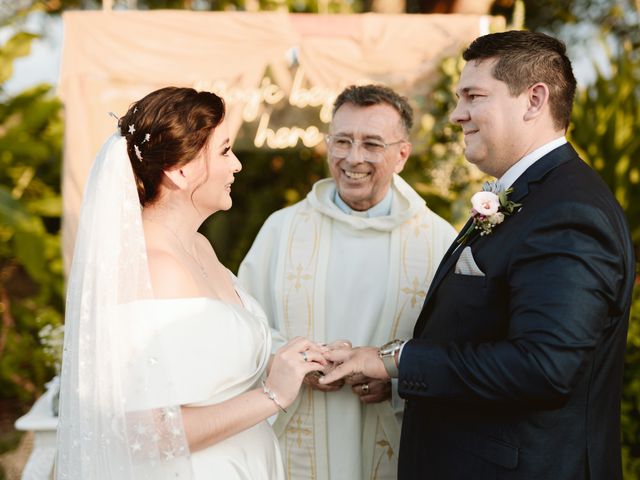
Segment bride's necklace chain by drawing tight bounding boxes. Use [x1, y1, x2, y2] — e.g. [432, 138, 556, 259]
[146, 219, 208, 279]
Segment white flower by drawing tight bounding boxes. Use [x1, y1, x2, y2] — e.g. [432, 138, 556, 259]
[471, 191, 500, 216]
[457, 185, 521, 245]
[488, 212, 505, 225]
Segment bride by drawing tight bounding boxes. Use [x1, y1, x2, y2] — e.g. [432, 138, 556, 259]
[55, 87, 327, 479]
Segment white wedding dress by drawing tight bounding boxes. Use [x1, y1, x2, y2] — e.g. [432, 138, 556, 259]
[118, 278, 285, 480]
[56, 133, 285, 479]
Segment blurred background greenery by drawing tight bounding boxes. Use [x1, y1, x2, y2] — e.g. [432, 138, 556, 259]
[0, 0, 639, 478]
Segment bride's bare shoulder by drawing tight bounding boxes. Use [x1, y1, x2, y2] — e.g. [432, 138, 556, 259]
[146, 248, 200, 299]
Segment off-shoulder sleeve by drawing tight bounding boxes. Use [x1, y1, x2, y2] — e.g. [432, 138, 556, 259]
[116, 297, 271, 411]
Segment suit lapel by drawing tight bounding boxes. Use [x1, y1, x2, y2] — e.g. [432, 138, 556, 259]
[413, 234, 470, 335]
[507, 142, 577, 204]
[425, 218, 473, 297]
[413, 143, 579, 337]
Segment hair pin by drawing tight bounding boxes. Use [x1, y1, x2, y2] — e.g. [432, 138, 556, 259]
[108, 111, 122, 127]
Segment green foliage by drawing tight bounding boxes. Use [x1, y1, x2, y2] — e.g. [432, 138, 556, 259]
[0, 31, 64, 405]
[402, 55, 486, 228]
[35, 0, 360, 15]
[0, 1, 38, 27]
[0, 32, 38, 84]
[202, 148, 327, 272]
[569, 39, 640, 251]
[493, 1, 640, 51]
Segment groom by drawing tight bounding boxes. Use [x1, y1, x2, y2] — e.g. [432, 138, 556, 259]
[321, 30, 636, 479]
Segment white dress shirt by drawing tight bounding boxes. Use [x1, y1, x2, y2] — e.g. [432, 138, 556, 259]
[498, 136, 567, 189]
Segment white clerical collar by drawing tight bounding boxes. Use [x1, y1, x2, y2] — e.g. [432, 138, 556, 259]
[333, 187, 393, 218]
[498, 136, 567, 189]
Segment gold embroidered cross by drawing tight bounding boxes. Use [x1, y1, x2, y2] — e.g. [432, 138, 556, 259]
[372, 439, 394, 478]
[287, 264, 312, 291]
[401, 277, 426, 308]
[408, 216, 429, 237]
[286, 415, 312, 448]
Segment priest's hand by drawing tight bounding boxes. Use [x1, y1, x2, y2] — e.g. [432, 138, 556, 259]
[346, 374, 391, 404]
[303, 371, 344, 392]
[320, 346, 389, 385]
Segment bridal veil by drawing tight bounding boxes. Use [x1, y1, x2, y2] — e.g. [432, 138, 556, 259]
[56, 133, 194, 479]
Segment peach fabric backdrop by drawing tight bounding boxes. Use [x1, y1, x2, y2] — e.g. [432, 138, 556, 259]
[59, 11, 504, 267]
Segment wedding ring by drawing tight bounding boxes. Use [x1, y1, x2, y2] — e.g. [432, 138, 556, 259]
[301, 351, 308, 362]
[362, 383, 370, 394]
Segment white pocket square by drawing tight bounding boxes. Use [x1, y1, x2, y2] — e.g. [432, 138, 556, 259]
[454, 247, 485, 276]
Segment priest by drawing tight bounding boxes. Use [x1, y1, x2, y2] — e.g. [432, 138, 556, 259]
[238, 84, 456, 480]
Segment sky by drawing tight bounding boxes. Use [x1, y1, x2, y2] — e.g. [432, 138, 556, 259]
[0, 11, 610, 97]
[1, 11, 62, 95]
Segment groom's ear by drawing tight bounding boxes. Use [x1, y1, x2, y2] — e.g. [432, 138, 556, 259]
[163, 167, 189, 190]
[523, 82, 550, 122]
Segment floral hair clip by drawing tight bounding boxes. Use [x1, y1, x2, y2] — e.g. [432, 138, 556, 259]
[133, 133, 150, 162]
[457, 181, 521, 245]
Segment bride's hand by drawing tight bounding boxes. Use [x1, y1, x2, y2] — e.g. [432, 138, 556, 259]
[266, 337, 327, 408]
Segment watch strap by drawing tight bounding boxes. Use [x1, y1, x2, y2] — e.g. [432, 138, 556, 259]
[379, 339, 404, 378]
[381, 353, 399, 378]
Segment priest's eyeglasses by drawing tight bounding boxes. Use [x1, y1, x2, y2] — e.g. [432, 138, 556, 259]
[326, 135, 406, 163]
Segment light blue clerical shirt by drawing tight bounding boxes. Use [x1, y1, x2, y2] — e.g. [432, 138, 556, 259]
[333, 188, 393, 217]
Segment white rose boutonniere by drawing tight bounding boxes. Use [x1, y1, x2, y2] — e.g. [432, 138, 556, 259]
[458, 181, 521, 245]
[471, 191, 500, 216]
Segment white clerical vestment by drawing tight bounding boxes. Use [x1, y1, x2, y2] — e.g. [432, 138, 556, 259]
[238, 174, 457, 480]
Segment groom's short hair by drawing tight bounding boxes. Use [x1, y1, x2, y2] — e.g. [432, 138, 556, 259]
[463, 30, 577, 131]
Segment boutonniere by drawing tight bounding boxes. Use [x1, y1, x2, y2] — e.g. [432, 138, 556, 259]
[457, 181, 521, 245]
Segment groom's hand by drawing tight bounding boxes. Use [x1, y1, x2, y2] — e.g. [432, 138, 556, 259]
[319, 347, 389, 385]
[302, 339, 352, 392]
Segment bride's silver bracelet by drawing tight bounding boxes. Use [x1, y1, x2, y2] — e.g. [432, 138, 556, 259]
[261, 380, 287, 413]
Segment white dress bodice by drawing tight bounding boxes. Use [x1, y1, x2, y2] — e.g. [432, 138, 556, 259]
[117, 282, 285, 479]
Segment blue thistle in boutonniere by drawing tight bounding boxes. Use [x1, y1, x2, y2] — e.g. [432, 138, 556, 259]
[457, 181, 521, 245]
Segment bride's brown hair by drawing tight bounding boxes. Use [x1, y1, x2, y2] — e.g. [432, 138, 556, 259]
[119, 87, 225, 206]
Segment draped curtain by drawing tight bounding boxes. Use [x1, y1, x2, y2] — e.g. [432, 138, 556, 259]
[59, 11, 504, 267]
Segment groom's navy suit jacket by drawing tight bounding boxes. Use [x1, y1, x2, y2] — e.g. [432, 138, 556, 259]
[398, 143, 635, 479]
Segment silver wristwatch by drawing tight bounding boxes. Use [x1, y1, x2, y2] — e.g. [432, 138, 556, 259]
[378, 339, 405, 378]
